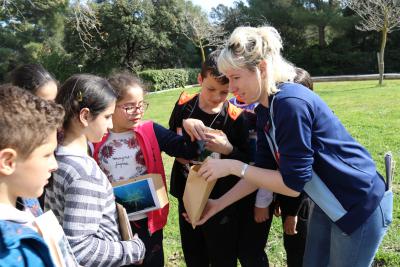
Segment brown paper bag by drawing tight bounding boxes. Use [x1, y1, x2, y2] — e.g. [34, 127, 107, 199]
[183, 164, 217, 228]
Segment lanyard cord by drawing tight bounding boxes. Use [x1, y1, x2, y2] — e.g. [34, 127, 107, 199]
[187, 95, 223, 128]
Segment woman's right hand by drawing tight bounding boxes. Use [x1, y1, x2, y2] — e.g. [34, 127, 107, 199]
[198, 158, 238, 181]
[182, 118, 207, 141]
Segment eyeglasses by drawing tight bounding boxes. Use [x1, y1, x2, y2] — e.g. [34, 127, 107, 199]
[116, 102, 149, 115]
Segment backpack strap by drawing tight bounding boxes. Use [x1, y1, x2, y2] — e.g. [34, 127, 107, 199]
[264, 95, 347, 222]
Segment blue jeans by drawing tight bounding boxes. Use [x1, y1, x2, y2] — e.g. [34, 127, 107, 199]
[303, 190, 393, 267]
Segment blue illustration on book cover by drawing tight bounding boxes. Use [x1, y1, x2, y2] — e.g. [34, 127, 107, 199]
[113, 178, 160, 220]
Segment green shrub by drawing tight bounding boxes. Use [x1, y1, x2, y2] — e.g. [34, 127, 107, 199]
[139, 69, 187, 92]
[187, 68, 200, 85]
[139, 68, 200, 92]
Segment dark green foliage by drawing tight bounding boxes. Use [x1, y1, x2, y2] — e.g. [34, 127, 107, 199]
[186, 68, 201, 85]
[1, 0, 399, 82]
[38, 51, 80, 83]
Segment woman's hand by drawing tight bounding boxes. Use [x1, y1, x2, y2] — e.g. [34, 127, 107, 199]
[181, 199, 223, 226]
[182, 119, 207, 142]
[198, 158, 238, 181]
[195, 199, 223, 225]
[204, 132, 233, 155]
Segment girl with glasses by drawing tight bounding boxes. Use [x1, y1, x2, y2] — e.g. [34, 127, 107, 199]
[92, 72, 200, 267]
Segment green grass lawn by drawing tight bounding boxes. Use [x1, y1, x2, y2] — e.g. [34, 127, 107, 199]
[143, 80, 400, 267]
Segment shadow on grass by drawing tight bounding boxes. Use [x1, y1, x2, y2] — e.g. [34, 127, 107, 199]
[373, 259, 387, 267]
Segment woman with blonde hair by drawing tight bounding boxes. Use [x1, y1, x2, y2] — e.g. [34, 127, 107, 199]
[183, 26, 392, 267]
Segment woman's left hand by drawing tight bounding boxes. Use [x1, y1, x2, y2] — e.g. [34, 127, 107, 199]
[196, 199, 223, 225]
[181, 198, 223, 226]
[198, 158, 235, 181]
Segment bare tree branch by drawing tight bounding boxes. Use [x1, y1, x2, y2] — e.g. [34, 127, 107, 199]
[68, 1, 103, 51]
[1, 0, 27, 24]
[343, 0, 400, 33]
[181, 6, 226, 62]
[342, 0, 400, 85]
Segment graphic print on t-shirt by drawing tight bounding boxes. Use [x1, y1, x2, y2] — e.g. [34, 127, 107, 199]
[99, 131, 147, 182]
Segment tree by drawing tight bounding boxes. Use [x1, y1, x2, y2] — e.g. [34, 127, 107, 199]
[210, 2, 253, 34]
[343, 0, 400, 85]
[181, 3, 225, 63]
[295, 0, 347, 47]
[0, 0, 68, 80]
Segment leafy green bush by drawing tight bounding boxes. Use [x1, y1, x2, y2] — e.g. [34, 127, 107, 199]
[186, 68, 200, 85]
[139, 68, 200, 92]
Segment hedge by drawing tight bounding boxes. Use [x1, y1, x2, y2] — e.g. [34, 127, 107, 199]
[139, 68, 200, 92]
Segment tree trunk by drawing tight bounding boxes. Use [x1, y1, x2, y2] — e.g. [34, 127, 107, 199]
[200, 45, 206, 63]
[318, 25, 326, 47]
[378, 27, 388, 86]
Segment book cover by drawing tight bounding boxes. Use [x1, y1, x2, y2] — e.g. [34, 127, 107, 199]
[113, 177, 161, 220]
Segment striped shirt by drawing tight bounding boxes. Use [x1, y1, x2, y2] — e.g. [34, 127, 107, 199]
[45, 145, 145, 267]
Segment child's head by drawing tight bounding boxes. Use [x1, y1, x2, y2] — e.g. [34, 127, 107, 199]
[0, 85, 64, 202]
[198, 50, 230, 109]
[108, 72, 148, 132]
[294, 67, 313, 91]
[56, 74, 117, 143]
[10, 63, 58, 101]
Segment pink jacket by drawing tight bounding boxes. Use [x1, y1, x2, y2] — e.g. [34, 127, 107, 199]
[93, 121, 169, 234]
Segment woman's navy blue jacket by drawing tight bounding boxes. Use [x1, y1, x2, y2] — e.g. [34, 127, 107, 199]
[254, 83, 385, 234]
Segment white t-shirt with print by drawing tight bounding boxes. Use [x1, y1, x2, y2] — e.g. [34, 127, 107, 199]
[98, 131, 149, 220]
[98, 131, 148, 183]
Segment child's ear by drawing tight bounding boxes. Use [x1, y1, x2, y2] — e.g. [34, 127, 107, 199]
[197, 73, 203, 85]
[258, 60, 267, 79]
[0, 148, 17, 176]
[79, 108, 90, 127]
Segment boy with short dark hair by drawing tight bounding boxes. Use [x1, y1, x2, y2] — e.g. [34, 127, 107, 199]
[0, 84, 64, 266]
[169, 51, 269, 266]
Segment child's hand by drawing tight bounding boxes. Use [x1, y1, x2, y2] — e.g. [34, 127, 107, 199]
[182, 119, 207, 141]
[274, 201, 281, 217]
[204, 131, 233, 155]
[133, 260, 143, 265]
[132, 233, 145, 264]
[176, 157, 190, 165]
[283, 215, 298, 235]
[254, 206, 270, 223]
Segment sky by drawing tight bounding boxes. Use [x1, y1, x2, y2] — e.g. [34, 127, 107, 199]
[189, 0, 237, 13]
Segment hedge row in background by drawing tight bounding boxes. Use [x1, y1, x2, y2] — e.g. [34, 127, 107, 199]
[138, 68, 200, 92]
